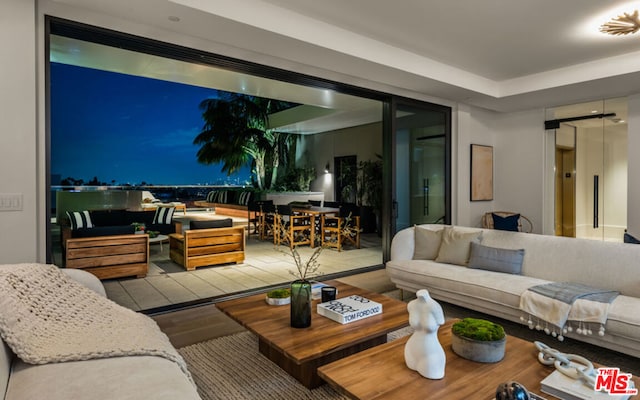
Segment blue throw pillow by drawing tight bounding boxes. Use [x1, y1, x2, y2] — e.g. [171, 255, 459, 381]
[492, 213, 519, 232]
[468, 242, 525, 274]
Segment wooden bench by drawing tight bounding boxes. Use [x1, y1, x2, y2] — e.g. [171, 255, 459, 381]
[169, 226, 245, 271]
[65, 234, 149, 279]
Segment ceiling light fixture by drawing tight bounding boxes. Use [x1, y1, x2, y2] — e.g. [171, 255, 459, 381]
[600, 10, 640, 35]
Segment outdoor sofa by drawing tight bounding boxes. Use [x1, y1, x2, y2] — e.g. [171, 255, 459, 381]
[193, 189, 255, 218]
[169, 218, 245, 270]
[61, 208, 177, 279]
[0, 264, 201, 400]
[386, 224, 640, 358]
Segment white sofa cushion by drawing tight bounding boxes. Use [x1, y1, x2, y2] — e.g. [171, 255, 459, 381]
[435, 227, 482, 266]
[387, 259, 549, 310]
[5, 356, 201, 400]
[413, 226, 443, 260]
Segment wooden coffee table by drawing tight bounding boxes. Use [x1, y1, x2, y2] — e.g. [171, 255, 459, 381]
[215, 280, 409, 389]
[318, 319, 639, 399]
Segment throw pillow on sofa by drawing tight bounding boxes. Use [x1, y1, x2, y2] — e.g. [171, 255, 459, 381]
[468, 242, 525, 274]
[413, 226, 443, 260]
[189, 218, 233, 230]
[66, 210, 93, 229]
[492, 213, 520, 231]
[153, 206, 175, 225]
[435, 226, 482, 266]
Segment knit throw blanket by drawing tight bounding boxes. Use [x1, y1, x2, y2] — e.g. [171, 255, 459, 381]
[520, 282, 619, 341]
[0, 263, 193, 384]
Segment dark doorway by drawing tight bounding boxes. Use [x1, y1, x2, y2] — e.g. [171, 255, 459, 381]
[334, 155, 357, 203]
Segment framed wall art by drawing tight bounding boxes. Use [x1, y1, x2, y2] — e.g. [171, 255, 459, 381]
[470, 144, 493, 201]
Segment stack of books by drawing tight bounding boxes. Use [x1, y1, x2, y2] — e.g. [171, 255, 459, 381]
[317, 295, 382, 324]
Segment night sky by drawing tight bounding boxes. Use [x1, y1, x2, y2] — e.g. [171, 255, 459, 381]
[50, 63, 251, 186]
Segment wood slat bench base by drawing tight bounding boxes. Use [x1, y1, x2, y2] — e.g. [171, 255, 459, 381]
[169, 226, 245, 271]
[193, 201, 255, 219]
[65, 234, 149, 279]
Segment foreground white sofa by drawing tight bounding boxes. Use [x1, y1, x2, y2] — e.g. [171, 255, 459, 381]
[1, 267, 201, 400]
[386, 225, 640, 358]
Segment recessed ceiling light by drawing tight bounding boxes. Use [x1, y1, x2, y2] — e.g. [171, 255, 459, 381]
[600, 10, 640, 35]
[168, 16, 181, 22]
[591, 110, 599, 114]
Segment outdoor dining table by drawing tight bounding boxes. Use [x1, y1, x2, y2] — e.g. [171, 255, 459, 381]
[291, 206, 340, 247]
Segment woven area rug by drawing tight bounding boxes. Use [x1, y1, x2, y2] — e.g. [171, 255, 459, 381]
[179, 331, 348, 400]
[179, 328, 414, 400]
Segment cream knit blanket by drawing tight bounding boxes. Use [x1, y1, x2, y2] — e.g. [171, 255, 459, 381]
[0, 263, 193, 384]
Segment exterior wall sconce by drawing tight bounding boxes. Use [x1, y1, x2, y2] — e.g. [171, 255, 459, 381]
[324, 163, 330, 174]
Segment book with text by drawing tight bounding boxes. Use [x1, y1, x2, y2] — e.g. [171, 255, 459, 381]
[317, 295, 382, 324]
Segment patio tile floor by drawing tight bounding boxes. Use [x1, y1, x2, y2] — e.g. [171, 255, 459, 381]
[102, 234, 382, 312]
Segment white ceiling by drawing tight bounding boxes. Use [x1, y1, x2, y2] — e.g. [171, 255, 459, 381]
[49, 0, 640, 113]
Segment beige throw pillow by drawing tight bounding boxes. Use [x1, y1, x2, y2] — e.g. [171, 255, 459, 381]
[413, 226, 444, 260]
[435, 227, 483, 266]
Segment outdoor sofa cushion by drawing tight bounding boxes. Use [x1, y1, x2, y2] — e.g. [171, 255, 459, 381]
[72, 225, 135, 238]
[190, 218, 233, 230]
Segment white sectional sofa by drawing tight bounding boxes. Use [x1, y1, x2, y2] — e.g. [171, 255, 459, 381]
[386, 225, 640, 358]
[1, 266, 201, 400]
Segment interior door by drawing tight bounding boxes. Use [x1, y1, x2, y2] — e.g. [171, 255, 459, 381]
[392, 101, 450, 234]
[546, 98, 628, 242]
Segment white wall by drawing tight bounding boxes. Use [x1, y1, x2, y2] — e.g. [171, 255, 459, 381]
[455, 105, 545, 232]
[0, 0, 39, 263]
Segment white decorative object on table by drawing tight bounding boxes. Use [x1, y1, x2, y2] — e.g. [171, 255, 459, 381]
[404, 289, 446, 379]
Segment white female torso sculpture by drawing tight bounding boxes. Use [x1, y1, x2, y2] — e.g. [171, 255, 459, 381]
[404, 289, 446, 379]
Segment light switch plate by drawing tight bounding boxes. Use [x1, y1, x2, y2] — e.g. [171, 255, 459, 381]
[0, 193, 23, 211]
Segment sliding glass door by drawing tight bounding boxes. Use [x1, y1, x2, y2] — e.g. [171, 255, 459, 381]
[391, 100, 451, 235]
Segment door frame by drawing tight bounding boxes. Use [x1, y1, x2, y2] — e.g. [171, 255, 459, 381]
[384, 97, 451, 261]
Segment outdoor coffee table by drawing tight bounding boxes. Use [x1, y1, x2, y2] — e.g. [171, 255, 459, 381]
[318, 319, 640, 399]
[148, 234, 169, 251]
[216, 280, 409, 389]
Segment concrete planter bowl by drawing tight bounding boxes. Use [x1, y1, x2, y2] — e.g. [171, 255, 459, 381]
[451, 333, 506, 363]
[451, 318, 506, 363]
[265, 288, 291, 306]
[265, 296, 290, 306]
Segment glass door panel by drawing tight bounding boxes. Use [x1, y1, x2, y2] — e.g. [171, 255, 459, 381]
[393, 102, 449, 234]
[546, 98, 627, 242]
[411, 136, 446, 225]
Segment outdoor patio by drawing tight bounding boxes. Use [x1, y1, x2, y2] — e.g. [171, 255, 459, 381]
[52, 209, 383, 312]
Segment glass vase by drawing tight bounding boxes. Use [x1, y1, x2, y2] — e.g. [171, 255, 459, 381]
[290, 279, 312, 328]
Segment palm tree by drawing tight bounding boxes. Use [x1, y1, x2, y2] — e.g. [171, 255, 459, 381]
[194, 93, 292, 190]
